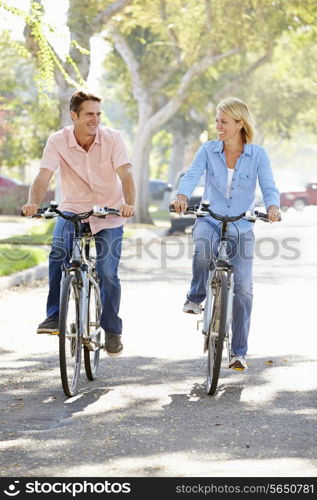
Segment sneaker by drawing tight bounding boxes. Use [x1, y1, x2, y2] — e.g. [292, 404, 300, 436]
[37, 317, 59, 335]
[183, 299, 201, 314]
[229, 355, 248, 371]
[104, 332, 123, 357]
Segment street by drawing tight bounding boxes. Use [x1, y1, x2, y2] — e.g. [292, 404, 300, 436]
[0, 207, 316, 477]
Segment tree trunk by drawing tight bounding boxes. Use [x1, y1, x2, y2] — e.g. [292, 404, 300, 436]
[132, 124, 153, 224]
[168, 128, 186, 184]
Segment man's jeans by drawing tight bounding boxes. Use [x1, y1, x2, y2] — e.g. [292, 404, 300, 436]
[188, 218, 255, 356]
[46, 213, 123, 335]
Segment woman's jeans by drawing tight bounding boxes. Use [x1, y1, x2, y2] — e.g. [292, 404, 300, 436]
[46, 213, 123, 335]
[188, 218, 255, 356]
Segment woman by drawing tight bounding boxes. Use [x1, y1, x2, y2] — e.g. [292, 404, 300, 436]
[173, 97, 280, 371]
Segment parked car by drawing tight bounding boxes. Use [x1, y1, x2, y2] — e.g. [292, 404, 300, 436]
[280, 182, 317, 211]
[0, 173, 54, 215]
[149, 179, 171, 201]
[168, 172, 264, 234]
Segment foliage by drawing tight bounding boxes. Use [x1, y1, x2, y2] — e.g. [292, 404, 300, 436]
[0, 0, 86, 92]
[0, 30, 59, 168]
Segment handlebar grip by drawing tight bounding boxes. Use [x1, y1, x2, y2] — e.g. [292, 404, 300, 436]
[169, 203, 176, 213]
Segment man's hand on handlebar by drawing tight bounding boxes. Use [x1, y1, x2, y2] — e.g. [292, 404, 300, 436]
[21, 203, 40, 217]
[171, 195, 188, 214]
[120, 204, 135, 218]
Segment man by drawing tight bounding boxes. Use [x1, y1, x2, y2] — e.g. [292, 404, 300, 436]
[22, 90, 136, 356]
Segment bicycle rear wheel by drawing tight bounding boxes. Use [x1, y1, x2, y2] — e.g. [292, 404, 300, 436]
[206, 272, 228, 395]
[84, 281, 102, 380]
[59, 274, 82, 397]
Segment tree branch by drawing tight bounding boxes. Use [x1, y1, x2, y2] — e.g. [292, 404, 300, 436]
[109, 27, 152, 115]
[93, 0, 134, 28]
[146, 47, 241, 132]
[159, 0, 182, 64]
[213, 46, 274, 101]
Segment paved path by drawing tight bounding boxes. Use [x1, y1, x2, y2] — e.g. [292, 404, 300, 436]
[0, 208, 316, 477]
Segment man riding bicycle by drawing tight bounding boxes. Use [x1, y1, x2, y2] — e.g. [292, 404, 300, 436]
[22, 90, 136, 357]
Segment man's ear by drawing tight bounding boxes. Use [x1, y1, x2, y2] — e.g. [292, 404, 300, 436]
[70, 110, 78, 122]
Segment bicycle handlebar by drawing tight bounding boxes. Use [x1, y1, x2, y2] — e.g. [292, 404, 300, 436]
[169, 202, 270, 222]
[21, 202, 121, 220]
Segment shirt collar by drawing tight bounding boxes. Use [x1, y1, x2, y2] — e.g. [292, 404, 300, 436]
[214, 140, 252, 156]
[69, 126, 101, 149]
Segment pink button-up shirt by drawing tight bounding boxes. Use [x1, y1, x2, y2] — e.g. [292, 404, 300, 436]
[40, 125, 131, 233]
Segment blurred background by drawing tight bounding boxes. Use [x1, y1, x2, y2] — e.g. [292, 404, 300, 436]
[1, 0, 317, 227]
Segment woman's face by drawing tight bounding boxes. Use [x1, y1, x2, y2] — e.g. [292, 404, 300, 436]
[215, 109, 243, 142]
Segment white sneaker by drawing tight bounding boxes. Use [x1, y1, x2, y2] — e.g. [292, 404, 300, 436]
[229, 355, 248, 371]
[183, 300, 201, 314]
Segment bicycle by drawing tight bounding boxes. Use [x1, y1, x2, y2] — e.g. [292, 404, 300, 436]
[27, 201, 120, 397]
[169, 201, 269, 396]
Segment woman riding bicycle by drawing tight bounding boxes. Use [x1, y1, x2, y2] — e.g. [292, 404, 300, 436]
[172, 97, 281, 371]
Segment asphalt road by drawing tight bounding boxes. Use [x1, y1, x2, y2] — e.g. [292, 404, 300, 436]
[0, 207, 316, 478]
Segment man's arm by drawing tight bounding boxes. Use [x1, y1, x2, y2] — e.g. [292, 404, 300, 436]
[22, 168, 54, 216]
[116, 164, 136, 217]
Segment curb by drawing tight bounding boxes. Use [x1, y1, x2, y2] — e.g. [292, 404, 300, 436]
[0, 262, 48, 291]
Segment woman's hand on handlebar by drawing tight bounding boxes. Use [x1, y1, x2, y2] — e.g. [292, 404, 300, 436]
[172, 195, 188, 214]
[267, 205, 281, 222]
[21, 203, 39, 217]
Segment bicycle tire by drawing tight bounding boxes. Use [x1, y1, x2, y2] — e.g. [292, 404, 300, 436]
[206, 272, 228, 395]
[59, 274, 82, 397]
[84, 281, 102, 380]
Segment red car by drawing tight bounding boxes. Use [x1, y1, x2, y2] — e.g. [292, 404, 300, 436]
[0, 174, 54, 215]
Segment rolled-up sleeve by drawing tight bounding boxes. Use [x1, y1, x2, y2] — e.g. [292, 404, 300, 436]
[40, 137, 59, 172]
[177, 145, 207, 199]
[112, 132, 131, 169]
[257, 148, 280, 209]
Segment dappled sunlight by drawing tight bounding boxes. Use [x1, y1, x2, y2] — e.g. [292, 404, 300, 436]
[61, 454, 316, 478]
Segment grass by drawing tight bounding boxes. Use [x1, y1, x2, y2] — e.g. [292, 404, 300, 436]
[0, 220, 55, 245]
[0, 244, 47, 276]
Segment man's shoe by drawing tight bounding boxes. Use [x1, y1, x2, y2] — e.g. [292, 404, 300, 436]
[183, 299, 201, 314]
[229, 355, 248, 371]
[104, 332, 123, 357]
[37, 317, 59, 335]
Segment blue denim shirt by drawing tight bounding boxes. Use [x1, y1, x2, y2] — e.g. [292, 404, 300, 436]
[177, 140, 280, 233]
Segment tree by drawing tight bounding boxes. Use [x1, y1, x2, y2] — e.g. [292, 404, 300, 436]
[105, 0, 317, 223]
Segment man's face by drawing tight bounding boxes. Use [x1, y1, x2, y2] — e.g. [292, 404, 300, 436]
[71, 100, 102, 136]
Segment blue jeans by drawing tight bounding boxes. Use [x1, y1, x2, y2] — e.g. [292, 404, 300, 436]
[46, 213, 124, 335]
[188, 218, 254, 356]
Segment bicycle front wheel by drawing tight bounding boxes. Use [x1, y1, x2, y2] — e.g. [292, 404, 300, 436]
[206, 272, 228, 395]
[84, 281, 102, 380]
[59, 274, 82, 397]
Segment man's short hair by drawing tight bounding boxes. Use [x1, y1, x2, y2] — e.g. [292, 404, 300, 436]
[69, 91, 102, 115]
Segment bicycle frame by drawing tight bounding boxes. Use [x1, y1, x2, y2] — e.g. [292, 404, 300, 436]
[202, 221, 234, 363]
[62, 219, 101, 349]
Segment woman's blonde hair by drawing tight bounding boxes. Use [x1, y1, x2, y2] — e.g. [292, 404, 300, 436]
[216, 97, 255, 143]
